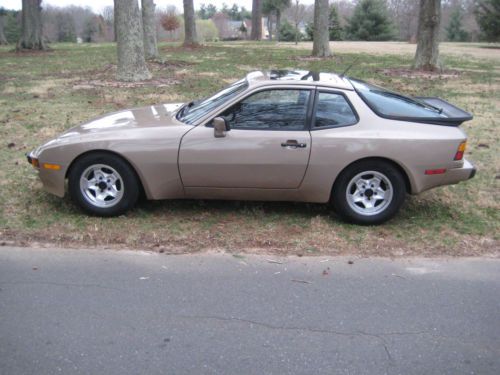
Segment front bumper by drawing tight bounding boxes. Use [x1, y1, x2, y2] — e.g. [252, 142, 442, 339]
[26, 150, 66, 197]
[26, 151, 39, 168]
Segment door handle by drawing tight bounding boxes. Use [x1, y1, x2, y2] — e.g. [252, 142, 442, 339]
[281, 140, 307, 148]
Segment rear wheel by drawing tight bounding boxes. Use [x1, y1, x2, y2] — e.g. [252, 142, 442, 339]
[332, 160, 406, 225]
[68, 153, 139, 216]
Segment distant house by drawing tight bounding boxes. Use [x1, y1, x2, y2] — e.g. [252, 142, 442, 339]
[212, 13, 248, 40]
[212, 13, 269, 40]
[297, 21, 307, 35]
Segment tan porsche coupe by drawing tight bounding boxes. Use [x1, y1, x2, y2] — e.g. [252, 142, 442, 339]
[28, 70, 475, 224]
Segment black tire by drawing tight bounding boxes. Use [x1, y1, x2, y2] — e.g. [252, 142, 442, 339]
[68, 152, 139, 217]
[332, 160, 406, 225]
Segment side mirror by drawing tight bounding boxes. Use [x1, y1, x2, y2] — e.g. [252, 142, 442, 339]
[213, 117, 230, 138]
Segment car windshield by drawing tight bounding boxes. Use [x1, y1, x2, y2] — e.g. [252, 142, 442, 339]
[177, 79, 249, 125]
[350, 79, 446, 119]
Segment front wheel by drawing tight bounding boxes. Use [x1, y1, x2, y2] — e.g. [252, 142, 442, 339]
[332, 160, 406, 225]
[68, 153, 139, 217]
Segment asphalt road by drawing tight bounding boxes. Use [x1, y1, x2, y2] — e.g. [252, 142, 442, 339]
[0, 247, 499, 375]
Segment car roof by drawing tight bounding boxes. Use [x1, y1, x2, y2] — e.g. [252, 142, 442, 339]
[246, 70, 354, 90]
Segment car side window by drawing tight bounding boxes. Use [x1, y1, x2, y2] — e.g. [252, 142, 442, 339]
[220, 89, 311, 130]
[314, 92, 357, 128]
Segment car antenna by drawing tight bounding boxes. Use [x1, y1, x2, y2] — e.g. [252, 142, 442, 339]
[339, 58, 359, 78]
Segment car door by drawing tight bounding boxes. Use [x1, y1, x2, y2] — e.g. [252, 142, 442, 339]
[178, 87, 313, 189]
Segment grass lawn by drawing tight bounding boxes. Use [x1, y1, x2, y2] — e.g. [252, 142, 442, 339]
[0, 41, 498, 256]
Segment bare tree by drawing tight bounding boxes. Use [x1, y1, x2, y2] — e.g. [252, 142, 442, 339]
[387, 0, 420, 41]
[161, 11, 181, 40]
[0, 8, 8, 45]
[183, 0, 198, 46]
[114, 0, 151, 81]
[291, 0, 306, 45]
[142, 0, 158, 59]
[413, 0, 441, 71]
[251, 0, 263, 40]
[102, 6, 115, 42]
[263, 0, 290, 41]
[17, 0, 47, 50]
[65, 6, 95, 41]
[312, 0, 331, 57]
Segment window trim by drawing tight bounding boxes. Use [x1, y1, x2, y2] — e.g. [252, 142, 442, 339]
[309, 89, 359, 131]
[206, 86, 315, 132]
[177, 79, 249, 125]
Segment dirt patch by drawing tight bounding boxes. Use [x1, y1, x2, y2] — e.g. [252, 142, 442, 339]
[150, 59, 197, 68]
[72, 77, 179, 89]
[293, 55, 344, 62]
[70, 63, 180, 89]
[0, 49, 55, 58]
[378, 68, 462, 80]
[161, 45, 205, 53]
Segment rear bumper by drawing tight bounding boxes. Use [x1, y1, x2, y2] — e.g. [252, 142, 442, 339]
[414, 159, 476, 194]
[448, 159, 476, 181]
[468, 162, 476, 179]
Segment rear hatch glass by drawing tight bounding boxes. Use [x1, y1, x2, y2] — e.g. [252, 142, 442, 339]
[350, 78, 472, 126]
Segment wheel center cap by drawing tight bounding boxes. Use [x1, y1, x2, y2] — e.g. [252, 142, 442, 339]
[365, 189, 374, 198]
[98, 181, 108, 190]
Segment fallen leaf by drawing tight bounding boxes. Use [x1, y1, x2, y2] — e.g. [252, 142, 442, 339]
[266, 259, 283, 264]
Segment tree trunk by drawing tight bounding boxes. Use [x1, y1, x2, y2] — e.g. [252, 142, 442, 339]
[413, 0, 441, 71]
[268, 15, 272, 41]
[114, 0, 151, 81]
[142, 0, 158, 60]
[17, 0, 46, 50]
[183, 0, 198, 47]
[276, 9, 281, 42]
[0, 14, 8, 45]
[312, 0, 331, 57]
[113, 12, 117, 42]
[251, 0, 262, 40]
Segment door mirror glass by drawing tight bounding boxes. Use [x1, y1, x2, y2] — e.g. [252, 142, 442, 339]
[213, 117, 229, 138]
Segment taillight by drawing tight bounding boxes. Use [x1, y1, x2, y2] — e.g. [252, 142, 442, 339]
[454, 141, 466, 160]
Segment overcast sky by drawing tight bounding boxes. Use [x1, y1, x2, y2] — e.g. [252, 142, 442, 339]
[3, 0, 316, 13]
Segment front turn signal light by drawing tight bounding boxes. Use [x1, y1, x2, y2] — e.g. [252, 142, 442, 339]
[43, 163, 61, 170]
[454, 141, 466, 160]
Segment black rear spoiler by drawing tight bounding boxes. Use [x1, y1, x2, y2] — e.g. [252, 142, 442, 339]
[414, 97, 473, 126]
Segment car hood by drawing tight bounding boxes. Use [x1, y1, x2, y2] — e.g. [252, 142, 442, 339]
[30, 103, 186, 158]
[60, 103, 185, 137]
